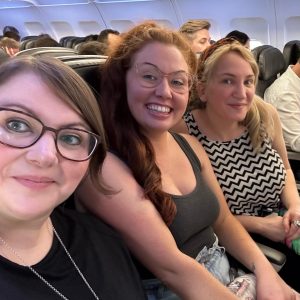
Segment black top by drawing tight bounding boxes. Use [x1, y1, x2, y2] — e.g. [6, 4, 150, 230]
[0, 207, 146, 300]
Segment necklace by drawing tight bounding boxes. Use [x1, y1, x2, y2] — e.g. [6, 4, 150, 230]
[0, 223, 100, 300]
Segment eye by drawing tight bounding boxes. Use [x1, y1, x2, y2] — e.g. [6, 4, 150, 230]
[59, 133, 82, 146]
[245, 79, 255, 86]
[222, 78, 233, 84]
[170, 78, 185, 87]
[7, 119, 31, 133]
[142, 73, 158, 82]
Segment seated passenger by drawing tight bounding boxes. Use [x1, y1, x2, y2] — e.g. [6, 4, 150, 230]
[33, 34, 60, 48]
[179, 19, 211, 55]
[264, 57, 300, 153]
[225, 30, 250, 49]
[0, 55, 146, 300]
[173, 38, 300, 292]
[77, 22, 297, 300]
[3, 25, 20, 42]
[78, 41, 107, 55]
[97, 29, 120, 55]
[0, 37, 20, 56]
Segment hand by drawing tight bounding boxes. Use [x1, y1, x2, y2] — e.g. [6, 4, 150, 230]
[260, 213, 286, 242]
[283, 206, 300, 241]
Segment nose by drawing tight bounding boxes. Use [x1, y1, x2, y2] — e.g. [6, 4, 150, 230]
[155, 76, 172, 99]
[234, 82, 247, 99]
[26, 132, 59, 167]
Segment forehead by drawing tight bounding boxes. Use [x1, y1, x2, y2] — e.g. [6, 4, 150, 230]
[0, 72, 83, 125]
[213, 52, 254, 75]
[132, 42, 189, 72]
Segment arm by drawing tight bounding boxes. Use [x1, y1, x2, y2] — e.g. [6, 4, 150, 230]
[271, 91, 300, 152]
[268, 103, 300, 241]
[77, 152, 238, 300]
[185, 134, 296, 300]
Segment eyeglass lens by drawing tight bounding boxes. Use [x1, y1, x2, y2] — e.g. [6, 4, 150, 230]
[136, 63, 191, 93]
[0, 108, 98, 161]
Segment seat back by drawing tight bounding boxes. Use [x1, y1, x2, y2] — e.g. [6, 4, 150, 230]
[60, 56, 107, 98]
[15, 47, 77, 57]
[252, 45, 286, 98]
[282, 40, 300, 69]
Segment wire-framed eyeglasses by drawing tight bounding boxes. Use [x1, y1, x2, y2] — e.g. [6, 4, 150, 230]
[135, 62, 194, 94]
[0, 107, 101, 162]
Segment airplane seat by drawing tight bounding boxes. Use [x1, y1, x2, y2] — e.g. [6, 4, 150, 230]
[65, 37, 82, 49]
[71, 37, 86, 49]
[59, 36, 77, 47]
[282, 40, 300, 69]
[61, 56, 107, 99]
[19, 37, 39, 50]
[15, 47, 77, 57]
[252, 45, 285, 98]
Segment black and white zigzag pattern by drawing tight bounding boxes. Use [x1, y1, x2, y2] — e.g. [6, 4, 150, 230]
[184, 112, 286, 216]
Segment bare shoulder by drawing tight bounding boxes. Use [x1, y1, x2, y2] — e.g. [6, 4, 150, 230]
[174, 133, 210, 166]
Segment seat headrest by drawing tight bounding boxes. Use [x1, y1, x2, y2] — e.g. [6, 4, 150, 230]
[252, 45, 285, 80]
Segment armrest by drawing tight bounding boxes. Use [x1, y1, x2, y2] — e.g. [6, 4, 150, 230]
[256, 242, 286, 272]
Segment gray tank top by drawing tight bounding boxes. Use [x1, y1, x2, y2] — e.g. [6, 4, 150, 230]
[169, 133, 219, 258]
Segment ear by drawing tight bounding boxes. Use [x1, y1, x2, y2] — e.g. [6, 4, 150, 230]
[196, 82, 207, 102]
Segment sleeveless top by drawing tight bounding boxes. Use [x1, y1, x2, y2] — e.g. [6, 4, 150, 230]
[124, 133, 220, 279]
[183, 112, 286, 216]
[169, 133, 219, 257]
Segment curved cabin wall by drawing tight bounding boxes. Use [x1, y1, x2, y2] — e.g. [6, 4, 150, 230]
[0, 0, 299, 50]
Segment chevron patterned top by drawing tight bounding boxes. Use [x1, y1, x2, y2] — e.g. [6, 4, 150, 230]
[183, 111, 287, 216]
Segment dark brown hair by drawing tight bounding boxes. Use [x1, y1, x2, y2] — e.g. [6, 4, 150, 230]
[100, 21, 197, 225]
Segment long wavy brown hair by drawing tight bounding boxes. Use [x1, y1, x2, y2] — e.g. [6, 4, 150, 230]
[100, 21, 197, 225]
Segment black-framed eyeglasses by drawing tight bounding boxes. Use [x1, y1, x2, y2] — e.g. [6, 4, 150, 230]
[135, 62, 194, 94]
[0, 107, 101, 162]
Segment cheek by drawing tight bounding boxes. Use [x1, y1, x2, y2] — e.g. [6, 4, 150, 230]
[64, 162, 89, 190]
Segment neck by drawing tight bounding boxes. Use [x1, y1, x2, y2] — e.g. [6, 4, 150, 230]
[292, 62, 300, 77]
[196, 109, 244, 141]
[0, 217, 53, 265]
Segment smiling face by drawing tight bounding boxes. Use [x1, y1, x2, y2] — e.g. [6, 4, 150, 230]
[126, 42, 190, 136]
[200, 51, 255, 123]
[0, 71, 90, 223]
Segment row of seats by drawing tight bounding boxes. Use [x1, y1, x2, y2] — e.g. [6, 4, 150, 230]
[252, 40, 300, 98]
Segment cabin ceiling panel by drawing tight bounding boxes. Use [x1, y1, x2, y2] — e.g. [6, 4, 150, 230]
[94, 0, 180, 29]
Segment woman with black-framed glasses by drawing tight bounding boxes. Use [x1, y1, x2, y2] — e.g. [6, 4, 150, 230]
[0, 55, 146, 300]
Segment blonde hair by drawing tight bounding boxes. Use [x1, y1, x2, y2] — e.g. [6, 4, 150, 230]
[197, 39, 274, 151]
[179, 19, 211, 43]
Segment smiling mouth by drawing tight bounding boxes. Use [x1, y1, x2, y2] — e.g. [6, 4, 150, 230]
[146, 104, 172, 113]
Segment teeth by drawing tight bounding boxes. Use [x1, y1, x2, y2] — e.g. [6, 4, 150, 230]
[147, 104, 171, 113]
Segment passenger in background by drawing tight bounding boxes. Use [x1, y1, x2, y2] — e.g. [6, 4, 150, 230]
[78, 41, 107, 55]
[33, 34, 60, 48]
[97, 29, 120, 55]
[173, 38, 300, 292]
[264, 57, 300, 153]
[2, 25, 20, 42]
[77, 21, 297, 300]
[0, 37, 20, 56]
[0, 55, 146, 300]
[225, 30, 250, 49]
[179, 19, 211, 54]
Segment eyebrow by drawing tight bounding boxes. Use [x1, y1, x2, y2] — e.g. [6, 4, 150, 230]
[218, 72, 255, 78]
[141, 62, 188, 74]
[0, 102, 89, 129]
